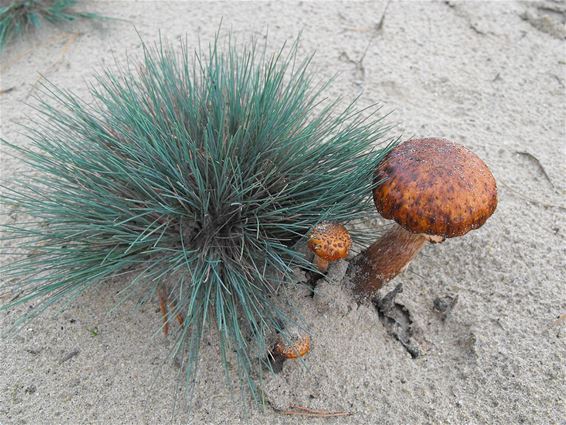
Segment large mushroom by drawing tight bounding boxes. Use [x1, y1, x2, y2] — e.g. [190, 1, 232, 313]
[350, 138, 497, 300]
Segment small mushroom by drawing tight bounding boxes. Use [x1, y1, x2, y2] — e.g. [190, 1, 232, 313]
[307, 222, 352, 273]
[272, 334, 311, 360]
[350, 138, 497, 300]
[268, 332, 311, 373]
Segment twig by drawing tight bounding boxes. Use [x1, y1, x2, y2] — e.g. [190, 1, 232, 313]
[0, 290, 23, 303]
[339, 0, 390, 34]
[376, 0, 392, 33]
[339, 0, 391, 84]
[499, 180, 565, 211]
[537, 4, 566, 16]
[358, 0, 391, 73]
[469, 22, 486, 36]
[59, 348, 80, 364]
[0, 32, 67, 72]
[26, 32, 80, 99]
[550, 74, 565, 88]
[275, 404, 352, 417]
[514, 151, 555, 188]
[9, 290, 22, 303]
[0, 87, 16, 95]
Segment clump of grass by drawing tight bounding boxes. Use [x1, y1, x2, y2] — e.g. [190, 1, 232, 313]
[0, 0, 99, 50]
[0, 36, 395, 403]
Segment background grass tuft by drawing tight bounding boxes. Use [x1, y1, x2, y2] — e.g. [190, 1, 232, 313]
[0, 0, 99, 50]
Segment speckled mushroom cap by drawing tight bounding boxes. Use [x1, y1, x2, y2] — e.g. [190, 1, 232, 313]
[373, 138, 497, 238]
[273, 334, 311, 359]
[307, 222, 352, 261]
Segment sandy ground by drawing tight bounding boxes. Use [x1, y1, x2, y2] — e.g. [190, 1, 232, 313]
[1, 1, 565, 424]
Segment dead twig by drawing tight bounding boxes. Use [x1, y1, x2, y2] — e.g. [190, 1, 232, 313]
[0, 32, 69, 72]
[339, 0, 390, 34]
[339, 0, 391, 84]
[275, 404, 352, 418]
[26, 31, 80, 99]
[0, 290, 23, 303]
[376, 0, 391, 33]
[0, 87, 16, 95]
[550, 73, 565, 88]
[499, 180, 565, 211]
[358, 0, 391, 74]
[469, 22, 487, 36]
[59, 348, 80, 364]
[514, 151, 555, 188]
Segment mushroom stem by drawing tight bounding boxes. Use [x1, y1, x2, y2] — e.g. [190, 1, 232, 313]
[314, 255, 329, 273]
[350, 224, 428, 300]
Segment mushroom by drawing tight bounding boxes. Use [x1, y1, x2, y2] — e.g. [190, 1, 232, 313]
[307, 222, 352, 273]
[268, 332, 311, 372]
[350, 138, 497, 300]
[272, 334, 311, 360]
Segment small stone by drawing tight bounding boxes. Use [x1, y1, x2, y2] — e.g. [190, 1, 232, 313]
[433, 294, 458, 320]
[59, 348, 80, 364]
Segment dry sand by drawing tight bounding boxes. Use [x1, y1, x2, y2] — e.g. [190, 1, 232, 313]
[1, 1, 565, 424]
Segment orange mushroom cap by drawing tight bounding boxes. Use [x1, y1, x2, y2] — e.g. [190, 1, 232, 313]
[273, 334, 311, 359]
[373, 138, 497, 238]
[307, 222, 352, 261]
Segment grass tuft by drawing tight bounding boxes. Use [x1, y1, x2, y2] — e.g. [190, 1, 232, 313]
[0, 35, 396, 403]
[0, 0, 100, 50]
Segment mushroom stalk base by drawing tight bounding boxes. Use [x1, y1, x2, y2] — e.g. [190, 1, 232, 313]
[314, 255, 329, 273]
[350, 225, 427, 300]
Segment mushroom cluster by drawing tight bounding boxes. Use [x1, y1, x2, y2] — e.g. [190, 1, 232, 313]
[287, 138, 497, 366]
[350, 138, 497, 300]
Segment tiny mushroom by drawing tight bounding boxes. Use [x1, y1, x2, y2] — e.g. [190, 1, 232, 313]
[272, 334, 311, 360]
[307, 222, 352, 273]
[350, 138, 497, 300]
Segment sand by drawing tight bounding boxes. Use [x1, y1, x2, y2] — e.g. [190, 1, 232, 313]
[1, 1, 565, 424]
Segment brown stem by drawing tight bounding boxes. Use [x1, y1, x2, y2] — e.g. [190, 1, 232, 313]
[350, 224, 427, 300]
[168, 300, 185, 328]
[314, 255, 329, 273]
[158, 286, 170, 336]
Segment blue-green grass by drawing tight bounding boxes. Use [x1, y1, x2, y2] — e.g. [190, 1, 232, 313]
[0, 0, 99, 50]
[0, 35, 397, 404]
